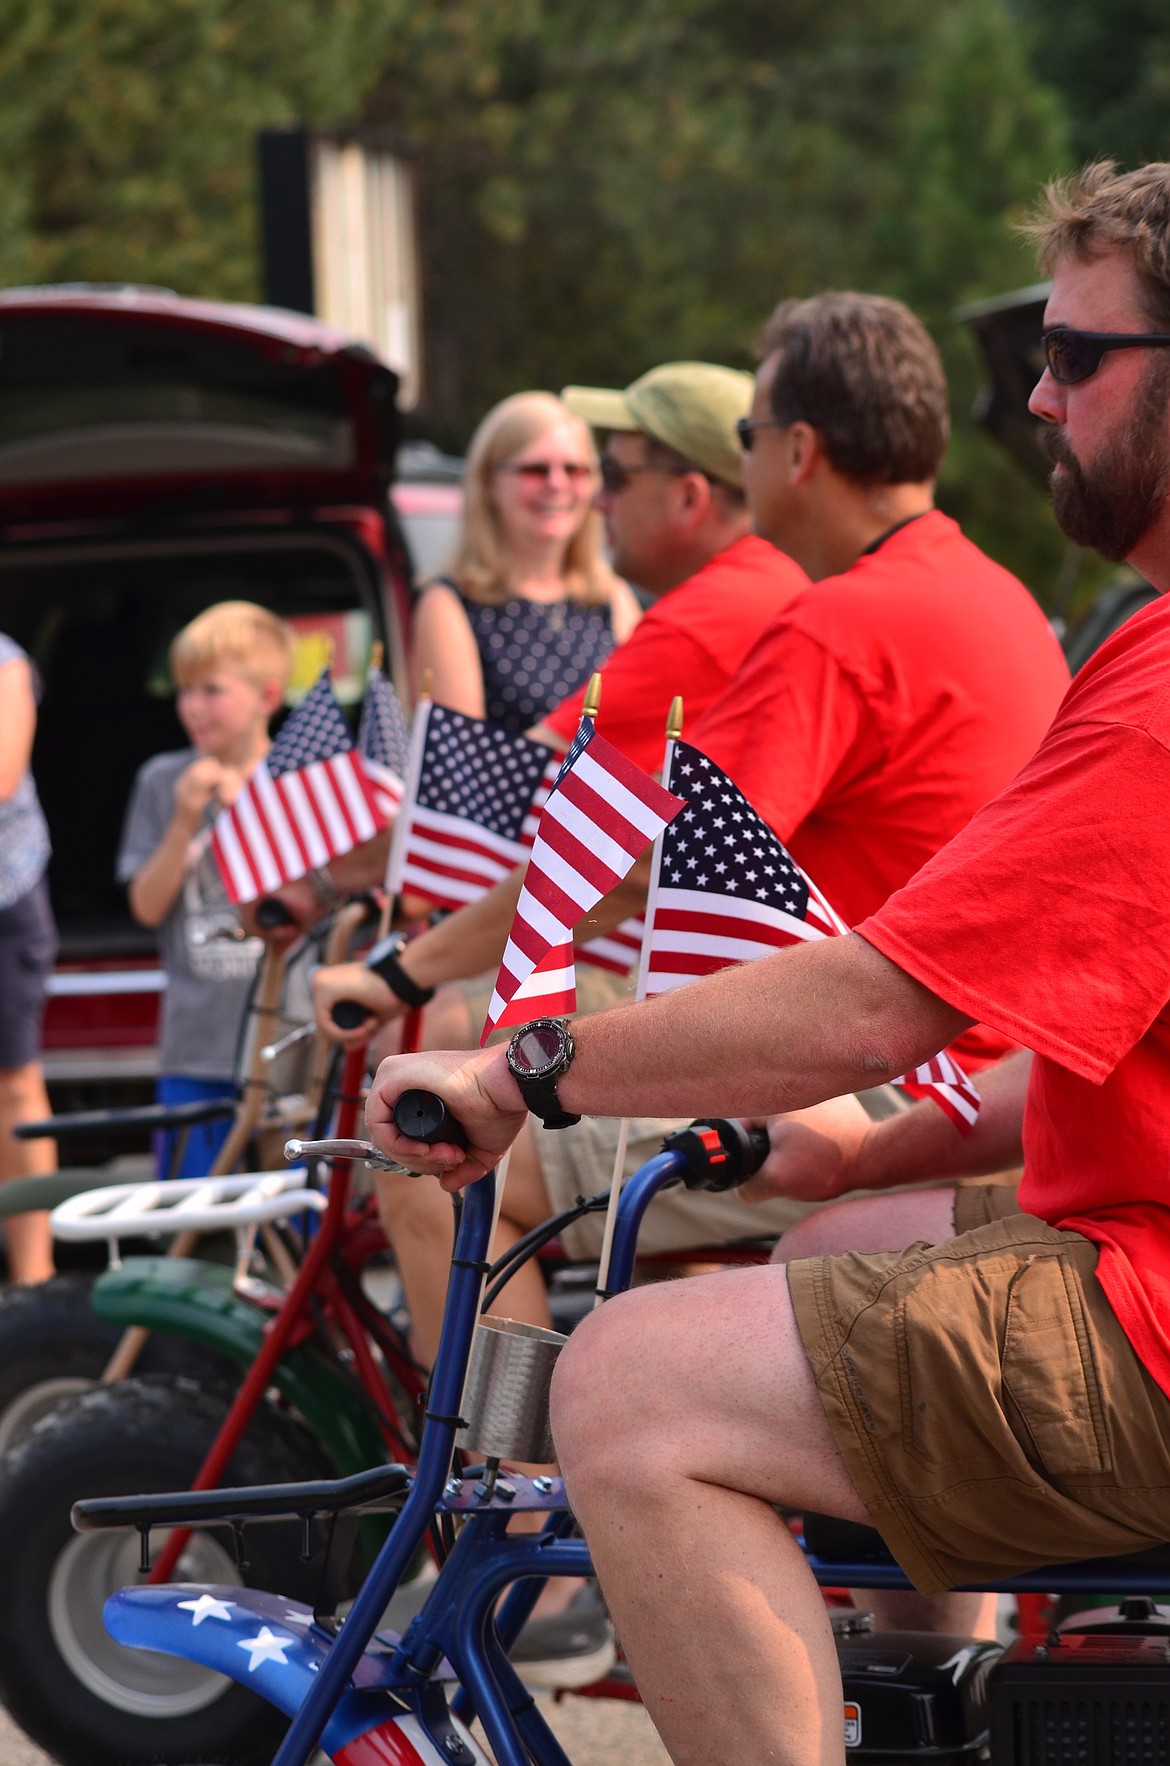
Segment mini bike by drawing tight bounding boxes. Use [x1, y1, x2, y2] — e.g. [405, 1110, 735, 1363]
[73, 1097, 1170, 1766]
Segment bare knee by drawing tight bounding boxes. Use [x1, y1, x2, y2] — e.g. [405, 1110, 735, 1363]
[551, 1292, 663, 1482]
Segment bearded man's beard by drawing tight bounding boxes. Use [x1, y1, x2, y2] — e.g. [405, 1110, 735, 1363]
[1044, 361, 1170, 562]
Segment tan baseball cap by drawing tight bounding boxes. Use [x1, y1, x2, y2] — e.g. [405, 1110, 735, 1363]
[561, 362, 753, 490]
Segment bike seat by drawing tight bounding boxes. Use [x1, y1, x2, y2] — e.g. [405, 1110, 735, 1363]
[802, 1511, 1170, 1573]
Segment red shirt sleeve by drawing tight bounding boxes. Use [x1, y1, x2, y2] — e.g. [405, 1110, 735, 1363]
[860, 718, 1170, 1083]
[691, 626, 869, 842]
[544, 623, 716, 777]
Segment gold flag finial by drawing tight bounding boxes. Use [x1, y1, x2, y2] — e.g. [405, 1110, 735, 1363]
[419, 668, 433, 701]
[369, 641, 384, 675]
[666, 696, 684, 740]
[583, 672, 603, 721]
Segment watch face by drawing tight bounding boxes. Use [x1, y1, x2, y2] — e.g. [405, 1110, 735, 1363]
[510, 1021, 565, 1077]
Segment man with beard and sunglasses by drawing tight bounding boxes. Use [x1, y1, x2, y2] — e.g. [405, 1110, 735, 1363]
[366, 161, 1170, 1766]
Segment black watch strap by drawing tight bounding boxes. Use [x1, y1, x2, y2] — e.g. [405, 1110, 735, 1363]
[515, 1072, 580, 1130]
[365, 936, 436, 1008]
[506, 1019, 580, 1129]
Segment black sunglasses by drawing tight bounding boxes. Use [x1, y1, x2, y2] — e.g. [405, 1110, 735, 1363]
[598, 455, 693, 493]
[735, 416, 784, 452]
[1042, 326, 1170, 385]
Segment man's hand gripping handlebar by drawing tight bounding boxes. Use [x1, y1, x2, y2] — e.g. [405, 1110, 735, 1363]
[365, 1047, 526, 1191]
[287, 1090, 470, 1177]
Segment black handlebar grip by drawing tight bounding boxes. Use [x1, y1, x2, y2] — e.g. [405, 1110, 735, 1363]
[331, 999, 373, 1030]
[256, 896, 295, 930]
[662, 1118, 771, 1191]
[393, 1089, 469, 1149]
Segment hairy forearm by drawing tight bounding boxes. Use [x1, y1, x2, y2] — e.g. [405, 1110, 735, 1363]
[328, 829, 391, 893]
[553, 934, 972, 1122]
[852, 1048, 1029, 1190]
[400, 867, 525, 988]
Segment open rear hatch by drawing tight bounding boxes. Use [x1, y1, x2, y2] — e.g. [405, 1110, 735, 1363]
[0, 286, 401, 528]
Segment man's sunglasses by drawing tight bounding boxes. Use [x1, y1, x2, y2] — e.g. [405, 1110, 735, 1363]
[735, 416, 784, 452]
[498, 460, 596, 483]
[1042, 326, 1170, 385]
[598, 456, 693, 493]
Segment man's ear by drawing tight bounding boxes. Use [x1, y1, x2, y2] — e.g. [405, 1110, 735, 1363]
[787, 421, 821, 486]
[260, 678, 285, 718]
[676, 469, 714, 524]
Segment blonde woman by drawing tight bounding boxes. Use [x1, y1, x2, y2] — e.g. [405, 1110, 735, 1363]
[411, 392, 640, 728]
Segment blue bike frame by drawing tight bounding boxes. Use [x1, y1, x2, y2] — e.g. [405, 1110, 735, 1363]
[99, 1148, 1170, 1766]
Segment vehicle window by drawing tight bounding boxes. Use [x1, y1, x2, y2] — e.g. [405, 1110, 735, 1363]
[0, 539, 383, 949]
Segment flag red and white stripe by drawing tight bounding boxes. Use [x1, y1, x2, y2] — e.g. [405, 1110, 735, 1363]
[482, 720, 684, 1041]
[211, 672, 388, 905]
[384, 703, 559, 911]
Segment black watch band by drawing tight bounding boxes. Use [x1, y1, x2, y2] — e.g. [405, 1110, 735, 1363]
[364, 935, 436, 1009]
[506, 1019, 580, 1130]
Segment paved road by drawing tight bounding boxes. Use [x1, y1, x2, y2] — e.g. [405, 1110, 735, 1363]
[0, 1686, 670, 1765]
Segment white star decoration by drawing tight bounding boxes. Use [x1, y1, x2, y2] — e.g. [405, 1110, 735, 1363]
[238, 1626, 295, 1672]
[178, 1594, 234, 1626]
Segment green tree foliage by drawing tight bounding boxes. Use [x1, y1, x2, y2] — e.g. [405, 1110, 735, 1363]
[0, 0, 402, 294]
[0, 0, 1075, 594]
[364, 0, 1071, 592]
[1014, 0, 1170, 167]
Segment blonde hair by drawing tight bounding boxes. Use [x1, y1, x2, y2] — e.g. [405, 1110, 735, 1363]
[170, 601, 295, 691]
[443, 391, 618, 607]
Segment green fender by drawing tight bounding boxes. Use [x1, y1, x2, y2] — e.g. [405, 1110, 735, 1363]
[93, 1257, 393, 1483]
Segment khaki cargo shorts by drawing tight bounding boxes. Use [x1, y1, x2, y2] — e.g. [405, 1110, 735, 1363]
[787, 1182, 1170, 1593]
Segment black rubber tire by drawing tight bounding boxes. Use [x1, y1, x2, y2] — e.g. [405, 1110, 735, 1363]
[0, 1375, 340, 1766]
[0, 1273, 237, 1455]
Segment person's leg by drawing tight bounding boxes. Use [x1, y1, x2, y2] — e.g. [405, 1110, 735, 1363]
[375, 1116, 558, 1365]
[553, 1265, 870, 1766]
[0, 1061, 54, 1284]
[154, 1075, 238, 1180]
[0, 880, 56, 1283]
[773, 1187, 997, 1639]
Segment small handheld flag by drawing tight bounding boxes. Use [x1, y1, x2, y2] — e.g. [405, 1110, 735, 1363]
[482, 716, 685, 1041]
[211, 672, 388, 905]
[642, 741, 981, 1132]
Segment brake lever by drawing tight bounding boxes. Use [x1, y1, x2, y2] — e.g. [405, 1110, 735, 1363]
[283, 1136, 416, 1175]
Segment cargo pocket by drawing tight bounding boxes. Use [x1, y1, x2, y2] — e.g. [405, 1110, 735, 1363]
[1001, 1252, 1111, 1477]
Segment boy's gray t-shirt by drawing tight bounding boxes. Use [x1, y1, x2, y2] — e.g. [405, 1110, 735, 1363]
[117, 749, 263, 1079]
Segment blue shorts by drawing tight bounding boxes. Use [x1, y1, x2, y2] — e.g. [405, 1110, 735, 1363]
[154, 1075, 239, 1181]
[0, 878, 57, 1070]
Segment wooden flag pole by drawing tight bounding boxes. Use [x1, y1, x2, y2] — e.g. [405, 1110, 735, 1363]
[592, 694, 682, 1305]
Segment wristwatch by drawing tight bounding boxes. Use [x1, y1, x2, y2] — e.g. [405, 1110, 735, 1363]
[364, 934, 436, 1008]
[506, 1018, 580, 1129]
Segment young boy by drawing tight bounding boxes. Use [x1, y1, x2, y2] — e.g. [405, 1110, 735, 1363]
[117, 602, 294, 1178]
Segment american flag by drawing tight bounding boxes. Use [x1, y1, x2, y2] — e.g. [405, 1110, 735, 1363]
[211, 671, 388, 905]
[642, 741, 980, 1133]
[356, 667, 411, 818]
[482, 718, 684, 1041]
[385, 702, 558, 910]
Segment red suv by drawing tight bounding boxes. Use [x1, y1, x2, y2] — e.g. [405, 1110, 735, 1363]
[0, 285, 458, 1111]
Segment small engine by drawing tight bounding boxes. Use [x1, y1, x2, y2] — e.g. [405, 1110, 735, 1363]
[989, 1595, 1170, 1765]
[835, 1596, 1170, 1765]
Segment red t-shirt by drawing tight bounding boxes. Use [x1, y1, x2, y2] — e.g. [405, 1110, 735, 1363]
[692, 511, 1071, 1066]
[543, 535, 809, 774]
[860, 592, 1170, 1398]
